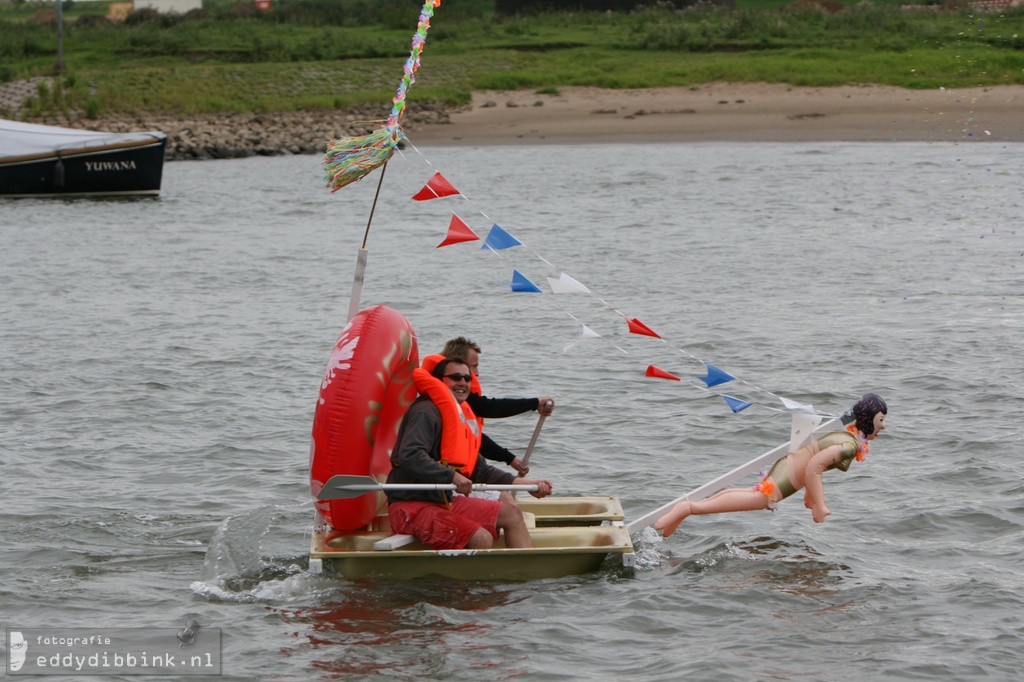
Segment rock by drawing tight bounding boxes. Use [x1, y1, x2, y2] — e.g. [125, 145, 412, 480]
[8, 94, 459, 161]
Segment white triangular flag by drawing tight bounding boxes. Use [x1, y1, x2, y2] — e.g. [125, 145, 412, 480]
[563, 325, 601, 353]
[780, 397, 815, 413]
[789, 412, 824, 453]
[548, 273, 592, 294]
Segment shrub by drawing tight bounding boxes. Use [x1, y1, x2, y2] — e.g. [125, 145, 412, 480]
[75, 14, 112, 28]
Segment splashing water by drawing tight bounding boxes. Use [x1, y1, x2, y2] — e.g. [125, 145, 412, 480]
[190, 505, 329, 604]
[201, 505, 279, 583]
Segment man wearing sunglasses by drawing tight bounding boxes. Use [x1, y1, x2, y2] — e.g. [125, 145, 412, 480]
[385, 356, 554, 550]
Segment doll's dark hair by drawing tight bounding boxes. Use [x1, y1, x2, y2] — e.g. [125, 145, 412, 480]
[841, 393, 888, 435]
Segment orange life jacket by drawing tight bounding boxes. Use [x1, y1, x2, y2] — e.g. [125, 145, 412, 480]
[415, 355, 481, 476]
[469, 372, 485, 434]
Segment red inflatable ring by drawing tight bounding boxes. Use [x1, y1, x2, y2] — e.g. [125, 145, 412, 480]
[310, 305, 419, 531]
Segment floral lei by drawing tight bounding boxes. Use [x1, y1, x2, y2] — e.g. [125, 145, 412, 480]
[756, 471, 777, 510]
[847, 423, 870, 461]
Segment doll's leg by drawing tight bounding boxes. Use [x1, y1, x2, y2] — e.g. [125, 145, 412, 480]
[654, 500, 692, 537]
[655, 487, 773, 537]
[690, 488, 771, 515]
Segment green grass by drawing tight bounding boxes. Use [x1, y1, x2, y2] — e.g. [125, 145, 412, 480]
[1, 0, 1022, 119]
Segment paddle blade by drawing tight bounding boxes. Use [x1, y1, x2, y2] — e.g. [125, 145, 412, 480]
[316, 474, 381, 500]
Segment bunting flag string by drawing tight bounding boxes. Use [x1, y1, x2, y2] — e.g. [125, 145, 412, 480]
[562, 325, 605, 354]
[646, 365, 681, 381]
[392, 137, 835, 419]
[723, 395, 754, 413]
[699, 363, 736, 388]
[412, 171, 460, 201]
[509, 270, 543, 293]
[625, 318, 661, 339]
[436, 214, 479, 248]
[482, 224, 524, 251]
[547, 273, 592, 294]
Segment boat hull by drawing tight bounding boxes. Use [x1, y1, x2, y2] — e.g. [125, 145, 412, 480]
[309, 496, 635, 581]
[0, 136, 166, 198]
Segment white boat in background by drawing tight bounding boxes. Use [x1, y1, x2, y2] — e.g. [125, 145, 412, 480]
[0, 119, 166, 198]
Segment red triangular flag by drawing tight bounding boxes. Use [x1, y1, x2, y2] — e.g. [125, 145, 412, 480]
[436, 214, 479, 248]
[645, 365, 681, 381]
[412, 172, 460, 201]
[626, 317, 661, 338]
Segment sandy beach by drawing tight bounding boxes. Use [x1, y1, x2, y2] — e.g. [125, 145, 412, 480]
[7, 81, 1021, 160]
[411, 83, 1024, 145]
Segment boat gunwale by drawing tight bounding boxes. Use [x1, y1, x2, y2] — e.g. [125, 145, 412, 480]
[0, 135, 166, 166]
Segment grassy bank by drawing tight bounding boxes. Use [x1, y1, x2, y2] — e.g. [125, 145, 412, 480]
[2, 0, 1023, 120]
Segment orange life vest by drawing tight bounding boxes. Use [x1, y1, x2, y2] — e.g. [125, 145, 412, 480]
[415, 355, 481, 476]
[469, 372, 485, 434]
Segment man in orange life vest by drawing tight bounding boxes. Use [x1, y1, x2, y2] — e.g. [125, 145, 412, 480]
[385, 356, 554, 550]
[441, 336, 555, 477]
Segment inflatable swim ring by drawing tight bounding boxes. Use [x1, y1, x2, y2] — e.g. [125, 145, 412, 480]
[310, 305, 419, 530]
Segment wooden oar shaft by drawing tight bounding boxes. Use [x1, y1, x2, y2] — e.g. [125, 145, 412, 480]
[521, 400, 553, 468]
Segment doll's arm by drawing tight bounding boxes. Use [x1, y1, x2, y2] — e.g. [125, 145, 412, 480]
[803, 445, 843, 523]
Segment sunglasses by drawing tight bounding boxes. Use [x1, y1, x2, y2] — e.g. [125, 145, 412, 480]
[443, 373, 473, 383]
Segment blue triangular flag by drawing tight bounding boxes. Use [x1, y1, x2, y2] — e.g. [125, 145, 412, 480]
[699, 363, 736, 387]
[481, 224, 522, 251]
[723, 395, 753, 413]
[509, 270, 542, 293]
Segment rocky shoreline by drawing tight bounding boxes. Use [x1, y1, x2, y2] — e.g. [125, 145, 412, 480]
[75, 103, 457, 161]
[1, 77, 459, 160]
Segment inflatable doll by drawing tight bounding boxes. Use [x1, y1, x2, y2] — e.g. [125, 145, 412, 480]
[655, 393, 888, 538]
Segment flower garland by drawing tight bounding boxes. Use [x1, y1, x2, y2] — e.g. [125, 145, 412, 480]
[847, 423, 870, 461]
[756, 470, 777, 510]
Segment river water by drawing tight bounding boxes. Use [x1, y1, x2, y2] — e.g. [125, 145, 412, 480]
[2, 138, 1022, 680]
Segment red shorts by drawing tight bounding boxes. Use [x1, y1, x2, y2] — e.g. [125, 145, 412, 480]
[388, 496, 502, 550]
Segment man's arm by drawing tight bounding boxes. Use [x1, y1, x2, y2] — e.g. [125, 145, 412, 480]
[468, 454, 517, 486]
[467, 393, 540, 419]
[479, 433, 516, 465]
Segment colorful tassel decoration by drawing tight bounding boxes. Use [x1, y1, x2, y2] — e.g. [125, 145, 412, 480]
[323, 0, 442, 192]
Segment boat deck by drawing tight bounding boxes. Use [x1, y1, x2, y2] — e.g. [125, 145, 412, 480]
[309, 496, 635, 580]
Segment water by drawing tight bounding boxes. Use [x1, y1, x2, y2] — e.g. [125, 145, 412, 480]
[2, 138, 1023, 680]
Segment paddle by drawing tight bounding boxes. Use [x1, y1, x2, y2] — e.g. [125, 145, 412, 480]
[317, 474, 539, 501]
[521, 400, 553, 470]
